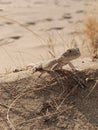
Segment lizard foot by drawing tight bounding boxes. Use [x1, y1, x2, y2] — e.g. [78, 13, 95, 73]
[26, 63, 42, 72]
[26, 63, 38, 71]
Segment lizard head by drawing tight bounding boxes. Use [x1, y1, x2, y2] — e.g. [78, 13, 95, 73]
[61, 48, 81, 60]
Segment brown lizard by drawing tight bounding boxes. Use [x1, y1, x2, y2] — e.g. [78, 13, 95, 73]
[26, 48, 80, 72]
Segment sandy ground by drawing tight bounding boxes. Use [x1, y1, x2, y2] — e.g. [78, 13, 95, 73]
[0, 0, 98, 73]
[0, 68, 98, 130]
[0, 1, 98, 130]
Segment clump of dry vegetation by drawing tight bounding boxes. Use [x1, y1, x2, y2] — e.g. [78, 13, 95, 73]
[85, 17, 98, 60]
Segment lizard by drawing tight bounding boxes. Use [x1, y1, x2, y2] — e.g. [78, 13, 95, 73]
[14, 48, 87, 88]
[26, 47, 87, 88]
[26, 48, 81, 72]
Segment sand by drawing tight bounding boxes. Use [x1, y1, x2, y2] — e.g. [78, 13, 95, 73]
[0, 0, 98, 130]
[0, 68, 98, 130]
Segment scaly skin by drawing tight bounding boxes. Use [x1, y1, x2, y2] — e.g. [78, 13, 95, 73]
[27, 48, 81, 71]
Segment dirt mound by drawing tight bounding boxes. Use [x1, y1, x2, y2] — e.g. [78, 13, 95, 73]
[0, 69, 98, 130]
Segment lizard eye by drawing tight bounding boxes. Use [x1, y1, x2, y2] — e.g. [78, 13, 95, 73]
[68, 49, 72, 53]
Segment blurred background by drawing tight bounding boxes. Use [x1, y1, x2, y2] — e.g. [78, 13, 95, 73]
[0, 0, 97, 73]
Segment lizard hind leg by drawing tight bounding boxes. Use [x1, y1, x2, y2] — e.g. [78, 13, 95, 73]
[26, 63, 42, 72]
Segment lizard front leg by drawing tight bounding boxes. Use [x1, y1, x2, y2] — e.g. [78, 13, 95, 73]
[51, 63, 59, 70]
[68, 62, 78, 71]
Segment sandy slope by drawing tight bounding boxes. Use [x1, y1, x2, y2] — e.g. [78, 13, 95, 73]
[0, 67, 98, 130]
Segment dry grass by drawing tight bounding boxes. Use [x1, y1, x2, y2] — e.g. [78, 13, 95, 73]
[47, 37, 56, 58]
[46, 34, 78, 59]
[85, 16, 98, 60]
